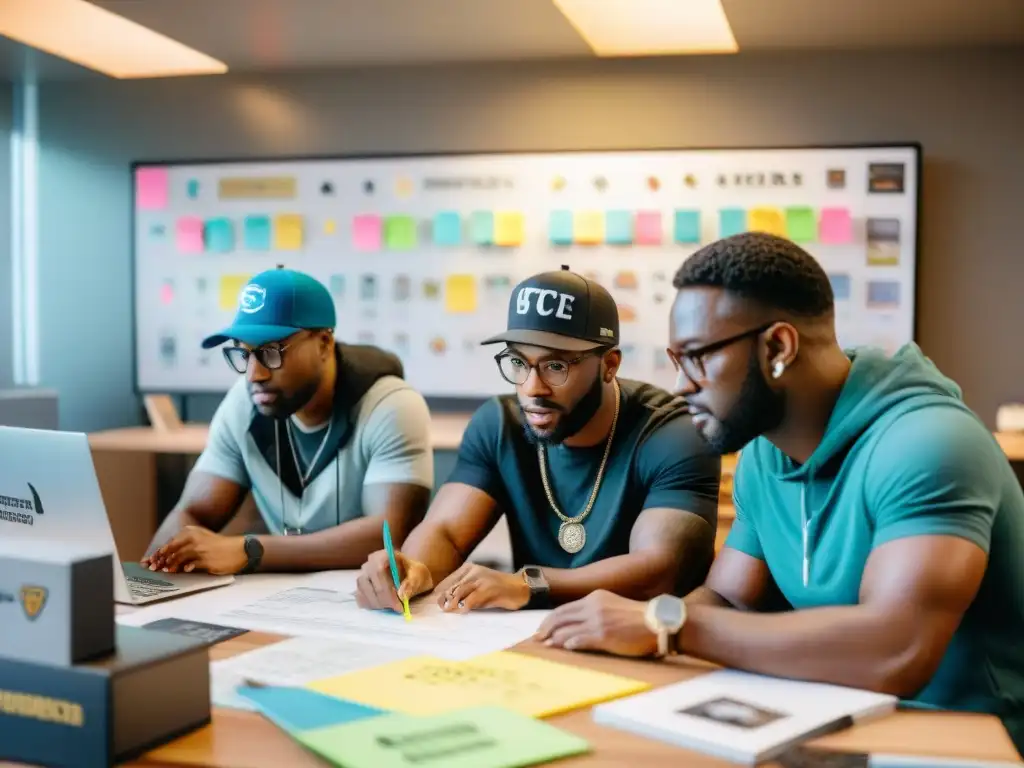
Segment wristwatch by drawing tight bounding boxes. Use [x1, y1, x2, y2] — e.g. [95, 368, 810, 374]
[520, 566, 551, 610]
[239, 535, 264, 575]
[644, 594, 686, 658]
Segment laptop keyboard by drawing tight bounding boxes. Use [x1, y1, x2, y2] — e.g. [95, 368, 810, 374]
[127, 573, 180, 599]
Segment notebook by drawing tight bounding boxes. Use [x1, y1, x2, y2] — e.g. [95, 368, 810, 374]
[591, 669, 898, 765]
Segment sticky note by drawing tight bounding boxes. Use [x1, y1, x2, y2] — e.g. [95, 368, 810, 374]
[274, 214, 304, 250]
[432, 211, 462, 246]
[186, 179, 200, 200]
[574, 210, 604, 245]
[352, 215, 382, 251]
[549, 210, 573, 245]
[635, 211, 662, 245]
[324, 218, 336, 235]
[175, 216, 204, 254]
[445, 275, 477, 313]
[295, 706, 591, 768]
[136, 167, 168, 210]
[786, 207, 817, 242]
[749, 207, 786, 237]
[494, 211, 524, 246]
[218, 275, 251, 311]
[243, 215, 271, 251]
[308, 651, 649, 718]
[237, 686, 384, 734]
[673, 210, 701, 243]
[470, 211, 494, 245]
[719, 208, 747, 238]
[605, 210, 633, 245]
[819, 207, 853, 244]
[204, 218, 234, 253]
[384, 215, 417, 250]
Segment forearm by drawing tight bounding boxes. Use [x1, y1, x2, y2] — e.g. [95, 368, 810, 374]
[258, 515, 404, 572]
[684, 585, 731, 608]
[544, 550, 681, 604]
[677, 603, 919, 694]
[402, 521, 466, 585]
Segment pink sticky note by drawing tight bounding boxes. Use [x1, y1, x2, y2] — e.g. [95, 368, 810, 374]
[352, 215, 382, 251]
[160, 281, 174, 305]
[634, 211, 662, 245]
[136, 167, 169, 210]
[175, 216, 204, 253]
[819, 207, 853, 244]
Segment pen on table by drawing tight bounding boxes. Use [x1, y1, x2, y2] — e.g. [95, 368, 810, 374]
[383, 520, 412, 622]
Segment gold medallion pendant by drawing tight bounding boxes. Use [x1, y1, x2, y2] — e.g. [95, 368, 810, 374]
[558, 522, 586, 554]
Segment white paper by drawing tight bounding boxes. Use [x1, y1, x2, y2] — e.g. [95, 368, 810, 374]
[210, 635, 420, 711]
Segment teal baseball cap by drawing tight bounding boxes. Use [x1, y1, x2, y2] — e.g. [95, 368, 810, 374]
[201, 267, 336, 349]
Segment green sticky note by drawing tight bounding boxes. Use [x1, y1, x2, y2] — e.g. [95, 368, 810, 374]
[384, 215, 417, 250]
[786, 206, 817, 242]
[295, 705, 590, 768]
[470, 211, 494, 245]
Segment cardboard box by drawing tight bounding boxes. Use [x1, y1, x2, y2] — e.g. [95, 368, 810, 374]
[0, 625, 211, 768]
[0, 540, 115, 665]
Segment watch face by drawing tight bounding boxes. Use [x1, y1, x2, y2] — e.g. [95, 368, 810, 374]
[523, 566, 546, 589]
[654, 596, 684, 628]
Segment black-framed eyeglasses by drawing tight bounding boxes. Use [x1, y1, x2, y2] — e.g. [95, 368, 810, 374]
[494, 350, 595, 388]
[223, 341, 296, 374]
[667, 323, 774, 383]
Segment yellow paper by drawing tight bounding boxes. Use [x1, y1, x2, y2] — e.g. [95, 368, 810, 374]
[218, 274, 251, 311]
[307, 651, 649, 718]
[274, 214, 304, 250]
[444, 274, 477, 313]
[323, 218, 336, 235]
[494, 211, 524, 246]
[574, 210, 604, 244]
[749, 207, 786, 237]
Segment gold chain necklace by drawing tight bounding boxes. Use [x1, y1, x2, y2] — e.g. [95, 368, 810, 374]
[537, 379, 620, 554]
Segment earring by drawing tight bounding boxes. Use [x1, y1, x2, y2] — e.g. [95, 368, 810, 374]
[772, 360, 785, 379]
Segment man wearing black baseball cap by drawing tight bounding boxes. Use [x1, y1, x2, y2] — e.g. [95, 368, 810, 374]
[355, 266, 721, 614]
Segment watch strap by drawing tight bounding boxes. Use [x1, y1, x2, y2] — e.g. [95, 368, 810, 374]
[238, 535, 263, 575]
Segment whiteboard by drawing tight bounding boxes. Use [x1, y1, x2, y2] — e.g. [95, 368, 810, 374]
[132, 144, 920, 397]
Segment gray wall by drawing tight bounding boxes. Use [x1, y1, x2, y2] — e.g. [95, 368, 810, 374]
[36, 48, 1024, 431]
[0, 85, 12, 388]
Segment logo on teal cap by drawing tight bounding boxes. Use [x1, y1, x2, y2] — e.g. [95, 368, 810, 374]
[239, 284, 267, 314]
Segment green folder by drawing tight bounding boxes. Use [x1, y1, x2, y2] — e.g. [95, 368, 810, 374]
[294, 705, 590, 768]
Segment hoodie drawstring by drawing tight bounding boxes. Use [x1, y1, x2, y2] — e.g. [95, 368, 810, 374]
[801, 483, 810, 587]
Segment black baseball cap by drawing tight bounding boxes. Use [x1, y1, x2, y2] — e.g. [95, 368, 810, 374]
[481, 265, 619, 352]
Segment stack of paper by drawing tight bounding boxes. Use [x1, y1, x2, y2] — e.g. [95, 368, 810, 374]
[307, 650, 650, 718]
[294, 706, 590, 768]
[592, 669, 897, 765]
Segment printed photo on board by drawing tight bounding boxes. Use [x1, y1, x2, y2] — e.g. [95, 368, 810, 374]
[826, 168, 846, 189]
[866, 280, 901, 309]
[866, 218, 901, 266]
[828, 273, 852, 301]
[867, 162, 905, 193]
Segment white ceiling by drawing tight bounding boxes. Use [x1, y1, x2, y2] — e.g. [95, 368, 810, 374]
[1, 0, 1023, 81]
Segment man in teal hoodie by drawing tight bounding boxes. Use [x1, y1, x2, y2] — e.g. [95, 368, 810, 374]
[535, 232, 1024, 754]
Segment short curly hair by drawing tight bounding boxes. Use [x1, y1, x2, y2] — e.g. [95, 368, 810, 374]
[672, 232, 834, 317]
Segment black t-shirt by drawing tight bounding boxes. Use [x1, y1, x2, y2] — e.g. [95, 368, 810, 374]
[446, 378, 722, 570]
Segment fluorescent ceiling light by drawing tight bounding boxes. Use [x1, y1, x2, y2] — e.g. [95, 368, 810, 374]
[0, 0, 227, 78]
[553, 0, 738, 56]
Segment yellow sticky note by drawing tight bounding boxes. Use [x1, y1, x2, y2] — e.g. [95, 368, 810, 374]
[218, 274, 251, 311]
[274, 214, 304, 250]
[574, 210, 604, 244]
[494, 211, 524, 246]
[323, 218, 336, 235]
[307, 651, 649, 718]
[749, 207, 786, 237]
[445, 274, 477, 313]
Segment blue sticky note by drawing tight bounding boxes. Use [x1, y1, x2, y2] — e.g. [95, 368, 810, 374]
[605, 210, 633, 245]
[470, 211, 494, 245]
[237, 686, 385, 734]
[432, 211, 462, 246]
[204, 218, 234, 253]
[244, 215, 271, 251]
[186, 179, 200, 199]
[719, 208, 747, 238]
[549, 210, 573, 245]
[674, 210, 701, 244]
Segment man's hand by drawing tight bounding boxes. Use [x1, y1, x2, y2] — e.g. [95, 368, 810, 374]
[355, 549, 434, 613]
[432, 563, 530, 613]
[140, 526, 247, 576]
[533, 590, 659, 657]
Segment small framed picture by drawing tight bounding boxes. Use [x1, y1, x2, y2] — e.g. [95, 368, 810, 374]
[826, 169, 846, 189]
[868, 163, 905, 193]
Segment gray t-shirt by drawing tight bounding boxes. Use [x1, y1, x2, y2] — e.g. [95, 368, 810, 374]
[193, 375, 434, 534]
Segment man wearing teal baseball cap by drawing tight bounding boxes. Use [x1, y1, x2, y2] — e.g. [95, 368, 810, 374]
[142, 267, 434, 576]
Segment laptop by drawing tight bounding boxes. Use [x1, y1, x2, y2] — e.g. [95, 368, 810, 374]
[0, 425, 234, 605]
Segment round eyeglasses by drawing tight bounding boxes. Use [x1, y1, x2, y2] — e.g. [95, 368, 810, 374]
[222, 342, 294, 374]
[495, 351, 590, 388]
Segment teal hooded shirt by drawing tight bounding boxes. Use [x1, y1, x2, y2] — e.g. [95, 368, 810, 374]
[728, 343, 1024, 752]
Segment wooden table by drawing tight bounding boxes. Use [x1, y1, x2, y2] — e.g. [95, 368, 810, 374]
[127, 631, 1021, 768]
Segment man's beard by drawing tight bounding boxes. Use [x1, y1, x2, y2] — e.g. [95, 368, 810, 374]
[701, 350, 785, 455]
[249, 376, 321, 420]
[520, 372, 605, 446]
